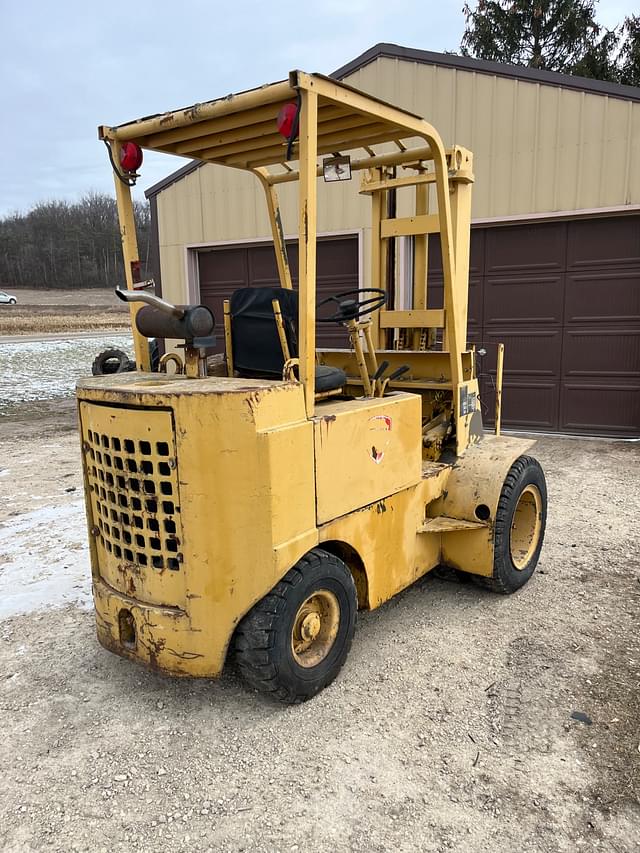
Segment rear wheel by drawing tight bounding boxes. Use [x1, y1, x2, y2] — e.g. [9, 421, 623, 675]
[484, 455, 547, 594]
[234, 548, 357, 703]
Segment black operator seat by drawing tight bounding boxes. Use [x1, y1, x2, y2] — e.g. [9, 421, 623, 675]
[229, 287, 346, 393]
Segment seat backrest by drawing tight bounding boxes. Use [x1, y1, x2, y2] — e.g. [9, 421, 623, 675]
[230, 286, 299, 377]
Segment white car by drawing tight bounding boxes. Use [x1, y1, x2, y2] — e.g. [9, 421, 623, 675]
[0, 291, 17, 305]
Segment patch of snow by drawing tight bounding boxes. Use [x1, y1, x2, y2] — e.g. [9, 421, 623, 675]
[0, 501, 92, 619]
[0, 334, 132, 415]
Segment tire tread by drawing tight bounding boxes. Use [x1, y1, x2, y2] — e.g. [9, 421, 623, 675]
[480, 455, 546, 595]
[234, 549, 356, 703]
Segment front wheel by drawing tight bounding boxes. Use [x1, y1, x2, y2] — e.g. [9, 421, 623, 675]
[234, 548, 357, 703]
[9, 298, 16, 305]
[485, 455, 547, 594]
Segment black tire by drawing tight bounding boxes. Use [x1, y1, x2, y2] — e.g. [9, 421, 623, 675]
[91, 348, 131, 376]
[483, 455, 547, 594]
[149, 338, 160, 373]
[234, 548, 357, 703]
[9, 298, 16, 305]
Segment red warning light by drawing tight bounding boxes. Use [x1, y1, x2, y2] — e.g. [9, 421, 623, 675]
[120, 142, 143, 172]
[276, 102, 299, 139]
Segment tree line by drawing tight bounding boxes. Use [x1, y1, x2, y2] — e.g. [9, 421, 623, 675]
[0, 192, 150, 290]
[461, 1, 639, 84]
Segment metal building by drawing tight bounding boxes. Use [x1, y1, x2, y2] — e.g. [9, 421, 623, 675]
[145, 44, 640, 437]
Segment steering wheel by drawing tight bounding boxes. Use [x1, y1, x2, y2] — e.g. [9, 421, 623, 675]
[316, 288, 387, 324]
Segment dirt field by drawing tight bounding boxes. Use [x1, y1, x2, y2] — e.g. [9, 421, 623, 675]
[0, 401, 639, 853]
[0, 288, 128, 335]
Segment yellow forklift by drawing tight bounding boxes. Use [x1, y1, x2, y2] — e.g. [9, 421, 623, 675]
[77, 71, 547, 702]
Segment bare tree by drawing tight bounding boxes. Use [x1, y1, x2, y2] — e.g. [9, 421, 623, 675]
[0, 193, 151, 290]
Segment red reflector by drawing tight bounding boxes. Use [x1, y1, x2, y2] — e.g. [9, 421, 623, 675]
[120, 142, 143, 172]
[277, 102, 298, 139]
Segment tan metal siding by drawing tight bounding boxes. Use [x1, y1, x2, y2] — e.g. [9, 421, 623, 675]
[351, 57, 640, 217]
[158, 244, 185, 306]
[157, 169, 204, 248]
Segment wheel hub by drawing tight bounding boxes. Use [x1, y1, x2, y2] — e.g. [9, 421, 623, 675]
[300, 612, 321, 642]
[510, 484, 543, 570]
[291, 589, 340, 668]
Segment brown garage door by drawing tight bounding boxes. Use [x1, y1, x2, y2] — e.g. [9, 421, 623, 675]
[428, 214, 640, 437]
[197, 235, 358, 351]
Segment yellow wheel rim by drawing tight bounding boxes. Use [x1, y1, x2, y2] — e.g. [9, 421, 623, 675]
[510, 485, 543, 570]
[291, 589, 340, 668]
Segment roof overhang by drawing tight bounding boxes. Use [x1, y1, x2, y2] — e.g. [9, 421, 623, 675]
[334, 43, 640, 104]
[101, 71, 432, 177]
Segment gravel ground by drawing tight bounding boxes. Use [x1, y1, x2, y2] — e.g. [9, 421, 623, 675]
[0, 404, 639, 853]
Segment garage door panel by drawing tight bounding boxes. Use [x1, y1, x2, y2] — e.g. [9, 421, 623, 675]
[565, 268, 640, 324]
[481, 379, 558, 430]
[478, 328, 561, 378]
[560, 382, 640, 434]
[466, 324, 483, 348]
[427, 229, 485, 277]
[567, 216, 640, 269]
[200, 246, 247, 281]
[476, 214, 640, 436]
[315, 237, 359, 276]
[562, 327, 640, 379]
[485, 222, 566, 274]
[427, 275, 483, 328]
[247, 243, 284, 287]
[484, 274, 563, 326]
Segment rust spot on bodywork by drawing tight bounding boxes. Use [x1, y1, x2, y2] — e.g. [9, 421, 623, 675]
[146, 635, 166, 670]
[422, 464, 449, 480]
[244, 391, 262, 417]
[166, 649, 204, 661]
[116, 560, 144, 595]
[274, 208, 287, 247]
[184, 103, 203, 122]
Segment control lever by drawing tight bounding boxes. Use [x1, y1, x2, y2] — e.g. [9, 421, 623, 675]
[380, 364, 410, 396]
[371, 360, 389, 397]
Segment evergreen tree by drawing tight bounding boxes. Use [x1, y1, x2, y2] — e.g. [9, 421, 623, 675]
[461, 0, 619, 80]
[619, 15, 640, 86]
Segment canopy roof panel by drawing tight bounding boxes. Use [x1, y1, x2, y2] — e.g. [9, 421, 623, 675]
[99, 71, 433, 172]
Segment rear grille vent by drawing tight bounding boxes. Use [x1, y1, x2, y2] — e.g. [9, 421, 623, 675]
[84, 428, 183, 571]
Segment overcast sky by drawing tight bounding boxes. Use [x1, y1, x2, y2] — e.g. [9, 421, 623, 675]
[1, 0, 634, 216]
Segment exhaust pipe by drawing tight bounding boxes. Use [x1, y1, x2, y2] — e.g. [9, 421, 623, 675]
[115, 287, 185, 319]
